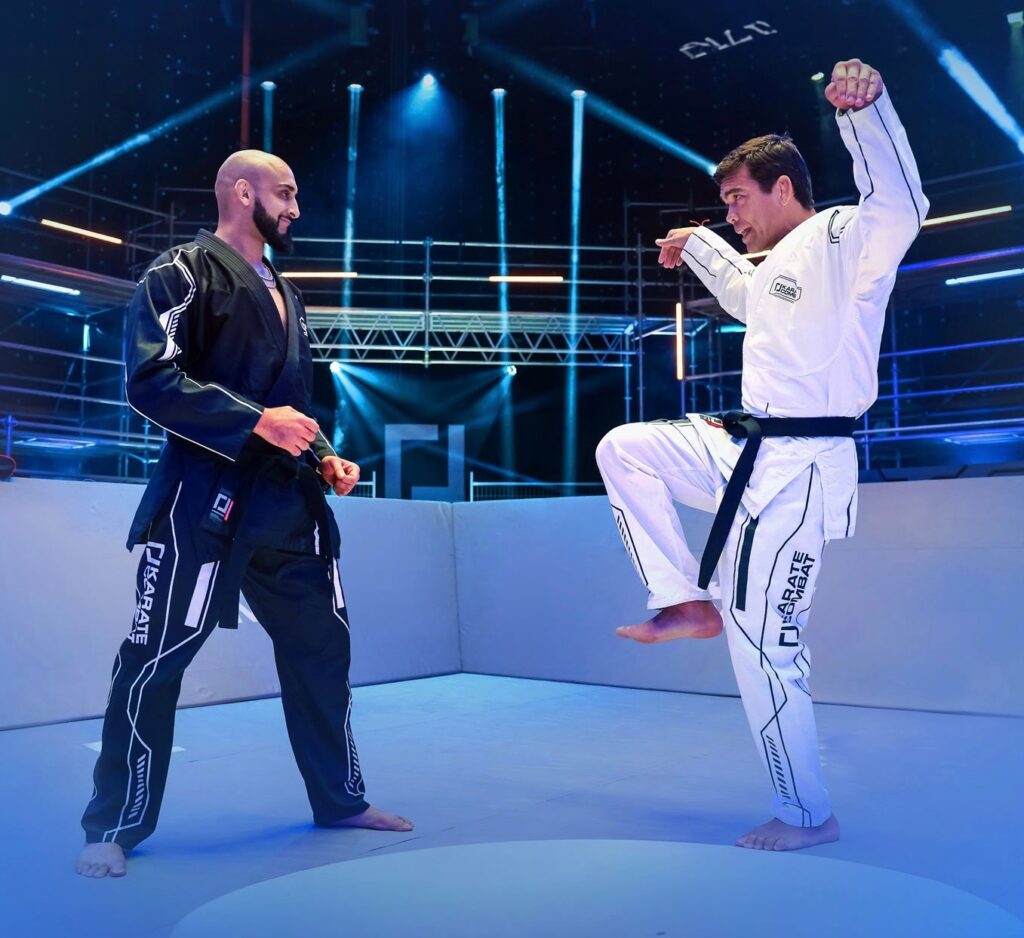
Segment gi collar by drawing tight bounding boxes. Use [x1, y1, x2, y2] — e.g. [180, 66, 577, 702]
[195, 229, 293, 356]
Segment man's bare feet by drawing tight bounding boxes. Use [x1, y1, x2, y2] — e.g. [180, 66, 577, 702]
[75, 842, 127, 878]
[326, 805, 414, 832]
[616, 600, 723, 643]
[735, 814, 840, 851]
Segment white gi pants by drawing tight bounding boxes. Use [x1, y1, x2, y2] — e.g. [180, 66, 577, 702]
[596, 419, 831, 827]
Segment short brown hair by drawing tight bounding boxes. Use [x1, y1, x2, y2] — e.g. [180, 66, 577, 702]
[713, 134, 814, 211]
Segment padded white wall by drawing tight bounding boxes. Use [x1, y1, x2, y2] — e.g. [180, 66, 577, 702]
[4, 475, 1022, 728]
[0, 479, 460, 729]
[454, 478, 1024, 717]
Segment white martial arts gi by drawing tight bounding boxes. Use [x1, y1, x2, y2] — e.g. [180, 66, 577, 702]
[597, 91, 927, 827]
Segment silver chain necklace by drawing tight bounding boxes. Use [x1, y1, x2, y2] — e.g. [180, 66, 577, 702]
[254, 260, 276, 289]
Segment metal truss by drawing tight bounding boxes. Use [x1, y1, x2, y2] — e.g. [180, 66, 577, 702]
[305, 307, 657, 366]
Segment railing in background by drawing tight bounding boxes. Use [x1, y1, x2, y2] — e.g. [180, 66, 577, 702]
[468, 471, 605, 501]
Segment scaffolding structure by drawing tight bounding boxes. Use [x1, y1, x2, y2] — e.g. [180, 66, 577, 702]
[1, 161, 1022, 485]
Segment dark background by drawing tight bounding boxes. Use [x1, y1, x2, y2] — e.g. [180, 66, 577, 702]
[2, 0, 1022, 491]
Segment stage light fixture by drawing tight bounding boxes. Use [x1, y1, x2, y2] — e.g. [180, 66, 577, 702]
[810, 72, 825, 82]
[261, 81, 277, 91]
[492, 88, 506, 96]
[348, 83, 363, 91]
[1009, 11, 1023, 25]
[504, 365, 517, 377]
[0, 202, 11, 216]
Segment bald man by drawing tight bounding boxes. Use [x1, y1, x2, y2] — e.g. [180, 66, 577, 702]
[77, 151, 412, 879]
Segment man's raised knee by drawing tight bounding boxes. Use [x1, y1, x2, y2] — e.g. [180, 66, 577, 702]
[596, 423, 648, 468]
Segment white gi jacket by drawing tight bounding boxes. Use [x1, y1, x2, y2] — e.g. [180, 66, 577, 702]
[681, 91, 928, 540]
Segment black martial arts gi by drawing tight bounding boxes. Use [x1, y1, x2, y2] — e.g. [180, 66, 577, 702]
[82, 230, 368, 849]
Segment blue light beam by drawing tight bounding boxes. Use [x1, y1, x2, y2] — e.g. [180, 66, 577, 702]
[493, 87, 515, 471]
[343, 83, 364, 309]
[885, 0, 1024, 156]
[563, 89, 585, 485]
[2, 34, 349, 213]
[478, 42, 716, 175]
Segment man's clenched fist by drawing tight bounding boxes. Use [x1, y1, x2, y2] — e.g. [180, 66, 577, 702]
[825, 59, 883, 112]
[320, 456, 361, 496]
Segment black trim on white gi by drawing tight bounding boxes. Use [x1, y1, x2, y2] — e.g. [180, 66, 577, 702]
[756, 467, 816, 826]
[725, 466, 815, 826]
[844, 111, 875, 202]
[611, 504, 649, 588]
[872, 101, 922, 229]
[735, 516, 759, 612]
[682, 245, 715, 278]
[827, 209, 843, 245]
[689, 229, 753, 277]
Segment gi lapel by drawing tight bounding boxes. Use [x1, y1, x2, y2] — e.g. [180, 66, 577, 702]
[195, 229, 287, 356]
[261, 259, 305, 407]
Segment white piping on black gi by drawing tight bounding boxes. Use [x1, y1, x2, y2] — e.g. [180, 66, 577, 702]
[124, 246, 264, 464]
[104, 484, 222, 842]
[328, 576, 362, 798]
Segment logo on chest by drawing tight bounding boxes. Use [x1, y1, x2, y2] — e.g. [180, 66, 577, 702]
[299, 317, 308, 338]
[769, 275, 802, 303]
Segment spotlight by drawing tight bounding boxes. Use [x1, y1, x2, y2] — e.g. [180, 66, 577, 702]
[504, 364, 517, 377]
[422, 73, 437, 89]
[261, 81, 277, 91]
[330, 361, 344, 375]
[571, 89, 587, 99]
[1009, 11, 1023, 26]
[810, 71, 825, 82]
[348, 83, 364, 92]
[0, 202, 10, 216]
[492, 88, 507, 96]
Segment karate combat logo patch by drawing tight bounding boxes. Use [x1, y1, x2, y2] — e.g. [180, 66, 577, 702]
[769, 275, 802, 303]
[209, 491, 235, 524]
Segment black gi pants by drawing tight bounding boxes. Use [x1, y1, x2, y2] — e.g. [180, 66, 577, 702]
[81, 483, 368, 848]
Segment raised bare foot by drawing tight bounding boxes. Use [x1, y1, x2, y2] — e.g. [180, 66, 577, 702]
[735, 814, 840, 851]
[616, 600, 722, 643]
[327, 805, 414, 832]
[75, 842, 127, 878]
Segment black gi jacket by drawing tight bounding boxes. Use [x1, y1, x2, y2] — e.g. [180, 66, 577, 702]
[124, 229, 340, 625]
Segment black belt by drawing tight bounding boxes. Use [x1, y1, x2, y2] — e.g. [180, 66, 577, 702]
[216, 451, 335, 629]
[696, 412, 857, 591]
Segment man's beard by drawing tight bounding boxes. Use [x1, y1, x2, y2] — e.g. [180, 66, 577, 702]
[253, 198, 294, 253]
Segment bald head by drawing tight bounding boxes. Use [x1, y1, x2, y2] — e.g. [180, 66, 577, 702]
[213, 149, 299, 252]
[215, 150, 295, 216]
